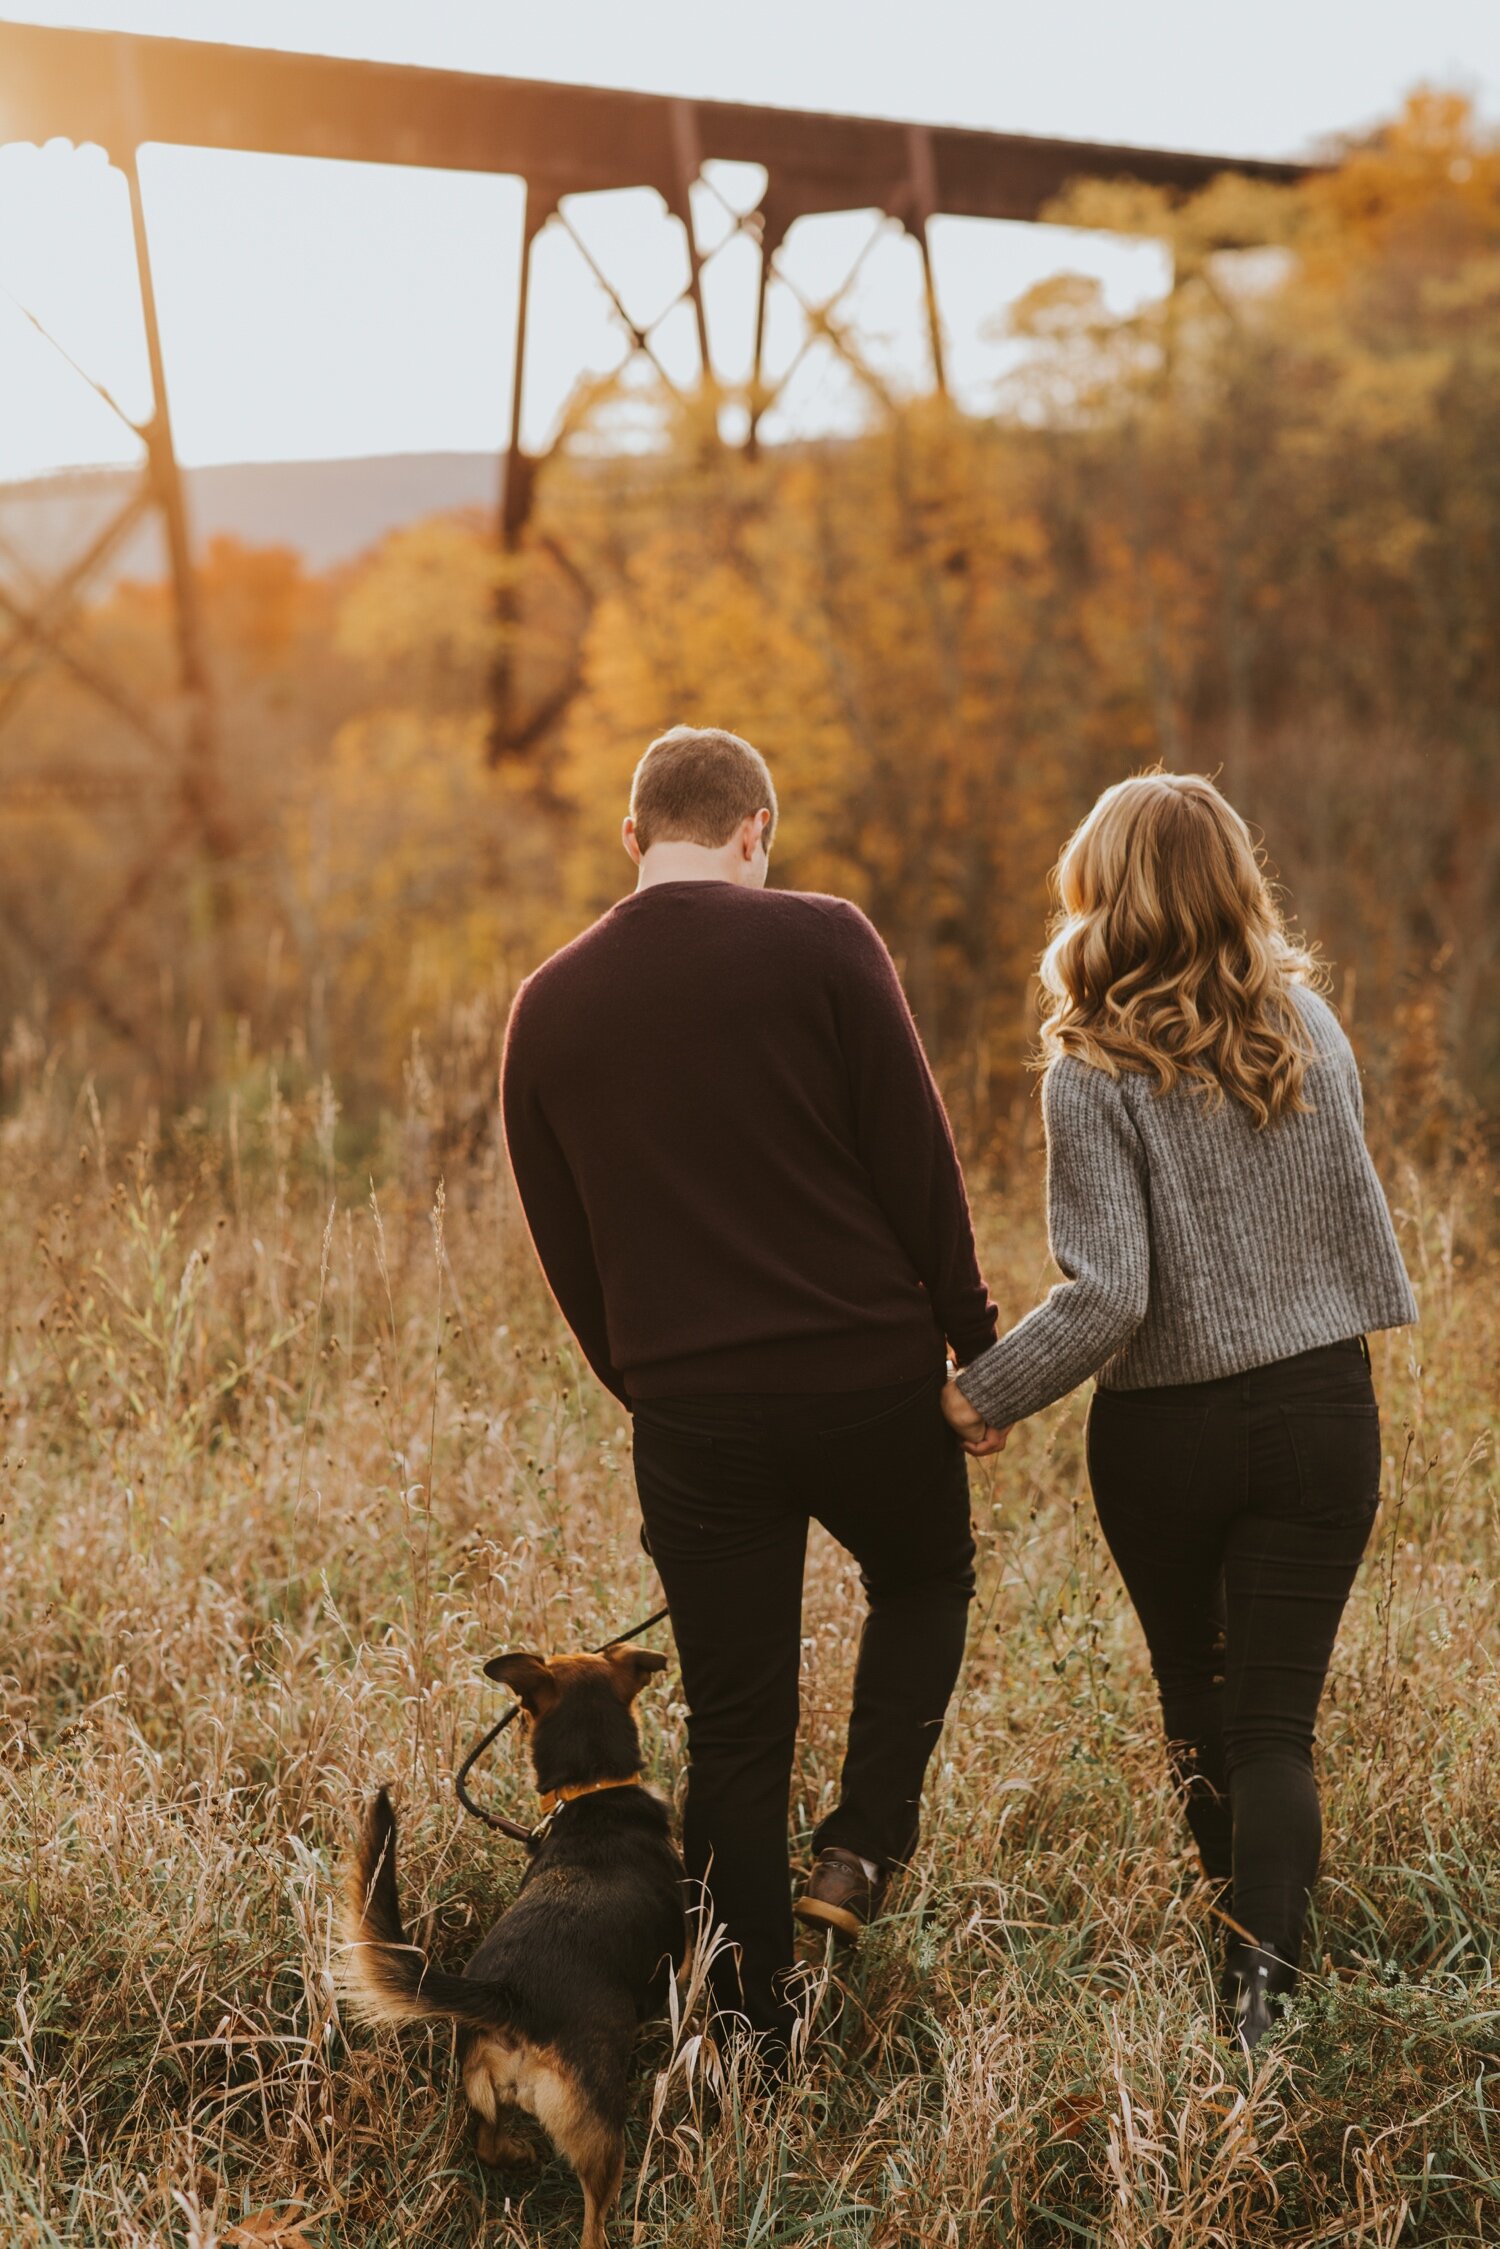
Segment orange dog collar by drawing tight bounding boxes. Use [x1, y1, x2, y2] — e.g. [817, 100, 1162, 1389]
[536, 1773, 642, 1818]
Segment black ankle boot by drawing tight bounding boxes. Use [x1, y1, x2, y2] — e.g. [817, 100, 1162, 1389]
[1220, 1941, 1296, 2056]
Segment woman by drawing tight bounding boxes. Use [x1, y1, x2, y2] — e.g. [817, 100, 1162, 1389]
[943, 771, 1416, 2052]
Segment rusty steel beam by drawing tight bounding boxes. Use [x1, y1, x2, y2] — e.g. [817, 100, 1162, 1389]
[0, 21, 1305, 224]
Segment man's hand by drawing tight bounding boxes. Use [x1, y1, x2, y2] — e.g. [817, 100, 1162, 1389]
[941, 1376, 1013, 1458]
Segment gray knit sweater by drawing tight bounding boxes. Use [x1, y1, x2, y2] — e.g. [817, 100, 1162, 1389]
[956, 985, 1417, 1429]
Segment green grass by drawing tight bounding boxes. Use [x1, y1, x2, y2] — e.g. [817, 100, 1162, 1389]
[2, 1078, 1496, 2246]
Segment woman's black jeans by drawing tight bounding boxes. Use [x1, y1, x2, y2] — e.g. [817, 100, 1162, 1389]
[1087, 1335, 1383, 1974]
[632, 1370, 973, 2040]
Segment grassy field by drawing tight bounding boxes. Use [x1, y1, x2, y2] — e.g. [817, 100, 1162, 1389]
[2, 1066, 1496, 2248]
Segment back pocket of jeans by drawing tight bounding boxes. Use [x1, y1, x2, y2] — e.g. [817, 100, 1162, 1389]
[631, 1411, 718, 1452]
[815, 1374, 944, 1445]
[1281, 1402, 1383, 1527]
[1086, 1394, 1212, 1510]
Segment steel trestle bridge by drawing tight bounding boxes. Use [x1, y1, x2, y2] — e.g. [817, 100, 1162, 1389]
[0, 19, 1303, 811]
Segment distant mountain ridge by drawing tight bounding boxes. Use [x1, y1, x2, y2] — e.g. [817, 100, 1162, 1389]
[0, 452, 504, 584]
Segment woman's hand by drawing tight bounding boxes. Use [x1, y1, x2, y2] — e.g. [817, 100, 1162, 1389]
[941, 1377, 1013, 1457]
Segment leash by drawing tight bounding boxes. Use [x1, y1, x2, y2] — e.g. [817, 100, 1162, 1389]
[454, 1601, 672, 1844]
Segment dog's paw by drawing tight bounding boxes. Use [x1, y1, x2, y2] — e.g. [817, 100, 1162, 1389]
[474, 2118, 544, 2172]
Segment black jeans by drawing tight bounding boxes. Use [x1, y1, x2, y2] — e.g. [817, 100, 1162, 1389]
[1087, 1336, 1383, 1972]
[632, 1370, 973, 2036]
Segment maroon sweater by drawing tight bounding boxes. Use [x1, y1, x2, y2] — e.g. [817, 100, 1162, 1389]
[500, 881, 997, 1402]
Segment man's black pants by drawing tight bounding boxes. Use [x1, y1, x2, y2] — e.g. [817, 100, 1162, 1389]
[1087, 1336, 1383, 1972]
[632, 1370, 973, 2037]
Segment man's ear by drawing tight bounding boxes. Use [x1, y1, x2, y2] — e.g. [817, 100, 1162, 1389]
[483, 1650, 559, 1715]
[621, 814, 644, 866]
[604, 1645, 669, 1703]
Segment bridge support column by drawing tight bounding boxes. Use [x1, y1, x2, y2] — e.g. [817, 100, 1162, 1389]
[121, 148, 224, 850]
[746, 204, 787, 459]
[903, 125, 948, 398]
[488, 181, 550, 763]
[669, 100, 713, 391]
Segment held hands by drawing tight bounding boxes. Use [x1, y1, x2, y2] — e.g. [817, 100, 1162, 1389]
[941, 1374, 1013, 1458]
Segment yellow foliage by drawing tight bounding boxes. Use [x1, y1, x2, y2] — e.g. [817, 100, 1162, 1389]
[334, 514, 503, 694]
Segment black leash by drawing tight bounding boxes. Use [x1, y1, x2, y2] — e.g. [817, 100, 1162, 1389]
[454, 1601, 672, 1843]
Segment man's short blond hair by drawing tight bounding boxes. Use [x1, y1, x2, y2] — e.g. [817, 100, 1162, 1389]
[629, 726, 777, 853]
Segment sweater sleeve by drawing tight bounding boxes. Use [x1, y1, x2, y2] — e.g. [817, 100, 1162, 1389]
[830, 905, 998, 1364]
[500, 984, 626, 1404]
[956, 1059, 1150, 1426]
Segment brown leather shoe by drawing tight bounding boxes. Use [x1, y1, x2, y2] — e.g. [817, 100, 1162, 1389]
[794, 1847, 885, 1941]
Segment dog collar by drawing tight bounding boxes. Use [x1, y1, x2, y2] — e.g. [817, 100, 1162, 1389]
[535, 1773, 642, 1819]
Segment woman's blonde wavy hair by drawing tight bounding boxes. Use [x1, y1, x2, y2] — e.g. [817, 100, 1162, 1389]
[1039, 771, 1323, 1129]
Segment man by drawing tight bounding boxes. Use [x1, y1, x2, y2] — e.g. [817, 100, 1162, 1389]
[501, 725, 996, 2051]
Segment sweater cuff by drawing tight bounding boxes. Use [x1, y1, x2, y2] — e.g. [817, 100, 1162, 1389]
[955, 1341, 1046, 1430]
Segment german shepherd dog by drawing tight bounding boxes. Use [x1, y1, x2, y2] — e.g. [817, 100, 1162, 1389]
[341, 1645, 685, 2249]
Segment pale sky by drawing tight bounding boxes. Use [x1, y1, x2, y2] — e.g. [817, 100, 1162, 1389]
[2, 1, 1497, 479]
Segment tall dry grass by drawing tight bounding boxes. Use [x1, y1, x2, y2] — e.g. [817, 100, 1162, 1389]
[1, 1052, 1496, 2247]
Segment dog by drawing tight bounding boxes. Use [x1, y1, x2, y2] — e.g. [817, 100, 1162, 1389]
[341, 1643, 685, 2249]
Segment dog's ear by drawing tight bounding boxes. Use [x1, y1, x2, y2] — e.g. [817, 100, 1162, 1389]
[483, 1650, 559, 1714]
[603, 1645, 669, 1703]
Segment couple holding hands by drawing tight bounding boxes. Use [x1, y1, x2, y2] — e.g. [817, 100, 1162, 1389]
[501, 728, 1414, 2060]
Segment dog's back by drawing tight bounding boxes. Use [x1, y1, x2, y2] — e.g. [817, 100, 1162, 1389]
[463, 1781, 684, 2017]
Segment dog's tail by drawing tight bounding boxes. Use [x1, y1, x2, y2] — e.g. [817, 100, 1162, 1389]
[340, 1788, 501, 2031]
